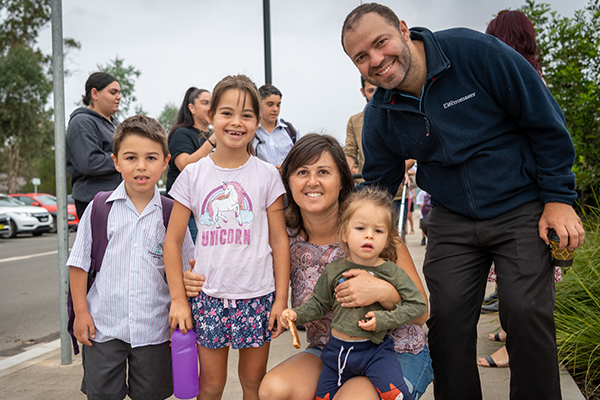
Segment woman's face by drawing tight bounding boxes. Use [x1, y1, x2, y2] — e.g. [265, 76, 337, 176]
[91, 81, 121, 119]
[189, 91, 212, 127]
[288, 151, 343, 216]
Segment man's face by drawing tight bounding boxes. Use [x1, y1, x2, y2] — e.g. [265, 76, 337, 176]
[361, 81, 377, 102]
[343, 13, 412, 91]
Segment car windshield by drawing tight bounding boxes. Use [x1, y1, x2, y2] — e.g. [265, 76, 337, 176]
[35, 195, 57, 205]
[0, 196, 25, 207]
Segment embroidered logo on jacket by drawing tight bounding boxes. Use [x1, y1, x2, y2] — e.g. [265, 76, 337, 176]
[443, 92, 476, 109]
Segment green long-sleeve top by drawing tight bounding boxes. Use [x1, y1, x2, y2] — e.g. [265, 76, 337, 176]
[293, 258, 427, 344]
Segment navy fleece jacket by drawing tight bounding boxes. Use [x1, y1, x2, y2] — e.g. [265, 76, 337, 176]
[66, 107, 122, 203]
[361, 27, 577, 220]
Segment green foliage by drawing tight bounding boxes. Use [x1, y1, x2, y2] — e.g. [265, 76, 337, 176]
[0, 0, 50, 52]
[554, 200, 600, 397]
[97, 57, 141, 119]
[0, 44, 52, 192]
[523, 0, 600, 210]
[158, 102, 178, 134]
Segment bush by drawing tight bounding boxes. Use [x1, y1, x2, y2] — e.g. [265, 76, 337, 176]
[554, 203, 600, 397]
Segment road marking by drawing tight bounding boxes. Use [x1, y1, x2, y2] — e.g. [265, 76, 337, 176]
[0, 339, 60, 372]
[0, 250, 58, 264]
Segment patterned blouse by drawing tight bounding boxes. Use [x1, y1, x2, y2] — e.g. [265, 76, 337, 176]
[289, 229, 427, 354]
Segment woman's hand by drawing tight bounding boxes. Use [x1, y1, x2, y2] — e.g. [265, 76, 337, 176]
[182, 261, 205, 298]
[335, 269, 401, 310]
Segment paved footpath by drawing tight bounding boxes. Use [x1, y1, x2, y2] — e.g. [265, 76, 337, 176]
[0, 225, 585, 399]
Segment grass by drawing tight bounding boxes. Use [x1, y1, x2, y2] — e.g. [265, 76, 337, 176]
[554, 205, 600, 398]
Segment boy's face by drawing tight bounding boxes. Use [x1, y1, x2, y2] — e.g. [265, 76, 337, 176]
[111, 134, 170, 196]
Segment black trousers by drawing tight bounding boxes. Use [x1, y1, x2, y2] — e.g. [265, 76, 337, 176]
[423, 201, 560, 400]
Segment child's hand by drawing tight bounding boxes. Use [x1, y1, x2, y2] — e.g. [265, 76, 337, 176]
[169, 298, 193, 335]
[73, 311, 96, 346]
[279, 309, 297, 330]
[183, 261, 205, 298]
[358, 311, 377, 331]
[269, 299, 288, 339]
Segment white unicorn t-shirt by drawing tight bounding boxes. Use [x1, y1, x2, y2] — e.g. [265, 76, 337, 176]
[170, 155, 285, 299]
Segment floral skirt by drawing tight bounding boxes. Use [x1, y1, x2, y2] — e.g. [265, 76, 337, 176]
[189, 291, 274, 349]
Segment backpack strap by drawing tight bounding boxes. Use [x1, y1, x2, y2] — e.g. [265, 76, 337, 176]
[67, 191, 113, 355]
[160, 194, 173, 228]
[280, 119, 297, 144]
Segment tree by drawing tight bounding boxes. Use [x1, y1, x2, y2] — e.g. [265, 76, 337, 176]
[97, 57, 141, 119]
[522, 0, 600, 210]
[158, 102, 178, 134]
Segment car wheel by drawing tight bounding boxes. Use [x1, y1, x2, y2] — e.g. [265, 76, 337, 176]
[49, 216, 57, 233]
[6, 220, 17, 238]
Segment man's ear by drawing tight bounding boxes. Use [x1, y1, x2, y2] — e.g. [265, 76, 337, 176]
[399, 20, 411, 42]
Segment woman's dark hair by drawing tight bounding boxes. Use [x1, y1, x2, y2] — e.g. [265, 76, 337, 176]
[169, 87, 210, 136]
[82, 72, 117, 106]
[486, 10, 542, 75]
[280, 133, 355, 236]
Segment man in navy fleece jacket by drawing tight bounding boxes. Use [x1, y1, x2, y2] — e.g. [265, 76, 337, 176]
[341, 3, 585, 400]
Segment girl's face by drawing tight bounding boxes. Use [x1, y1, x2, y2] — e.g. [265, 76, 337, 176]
[342, 203, 389, 266]
[189, 91, 211, 127]
[209, 89, 258, 151]
[288, 151, 343, 217]
[91, 80, 121, 119]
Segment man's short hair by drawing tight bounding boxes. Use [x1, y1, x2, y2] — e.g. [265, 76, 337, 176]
[341, 3, 401, 52]
[113, 114, 169, 158]
[258, 84, 283, 100]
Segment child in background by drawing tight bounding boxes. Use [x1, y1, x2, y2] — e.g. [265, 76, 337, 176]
[280, 188, 426, 400]
[165, 74, 290, 400]
[68, 115, 195, 400]
[416, 190, 431, 246]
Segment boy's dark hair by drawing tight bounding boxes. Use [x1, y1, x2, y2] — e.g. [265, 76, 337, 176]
[341, 3, 401, 52]
[82, 72, 118, 106]
[280, 133, 355, 238]
[360, 75, 366, 90]
[338, 187, 400, 262]
[113, 114, 169, 157]
[169, 87, 210, 136]
[258, 84, 283, 100]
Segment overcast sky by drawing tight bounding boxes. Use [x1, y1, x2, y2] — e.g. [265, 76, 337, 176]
[38, 0, 589, 143]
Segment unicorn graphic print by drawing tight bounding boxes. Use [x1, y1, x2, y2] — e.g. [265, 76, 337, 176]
[199, 181, 254, 229]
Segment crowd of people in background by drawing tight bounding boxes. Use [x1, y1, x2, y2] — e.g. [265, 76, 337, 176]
[64, 3, 585, 400]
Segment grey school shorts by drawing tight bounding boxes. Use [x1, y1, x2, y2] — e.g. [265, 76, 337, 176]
[81, 339, 173, 400]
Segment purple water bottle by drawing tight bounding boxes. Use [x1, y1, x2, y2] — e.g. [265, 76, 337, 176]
[171, 328, 199, 399]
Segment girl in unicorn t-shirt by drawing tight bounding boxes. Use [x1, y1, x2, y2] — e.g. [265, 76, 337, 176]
[165, 74, 289, 400]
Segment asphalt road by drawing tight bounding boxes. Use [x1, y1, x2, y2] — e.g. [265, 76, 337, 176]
[0, 230, 76, 356]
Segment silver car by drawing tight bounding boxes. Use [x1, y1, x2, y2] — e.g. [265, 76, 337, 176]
[0, 194, 53, 238]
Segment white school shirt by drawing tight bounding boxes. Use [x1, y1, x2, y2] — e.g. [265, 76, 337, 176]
[253, 118, 301, 166]
[67, 182, 195, 347]
[169, 155, 285, 300]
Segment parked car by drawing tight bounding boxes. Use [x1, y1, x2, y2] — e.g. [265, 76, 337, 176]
[0, 211, 9, 236]
[0, 194, 53, 238]
[9, 193, 79, 232]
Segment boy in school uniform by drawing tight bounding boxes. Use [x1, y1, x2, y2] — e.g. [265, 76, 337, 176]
[68, 115, 195, 400]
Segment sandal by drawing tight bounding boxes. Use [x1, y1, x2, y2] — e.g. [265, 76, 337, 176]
[489, 331, 506, 342]
[477, 347, 509, 368]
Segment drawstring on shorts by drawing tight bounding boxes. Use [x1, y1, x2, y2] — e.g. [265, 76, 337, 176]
[337, 345, 354, 387]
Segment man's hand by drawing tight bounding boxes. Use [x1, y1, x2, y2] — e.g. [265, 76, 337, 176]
[539, 202, 585, 250]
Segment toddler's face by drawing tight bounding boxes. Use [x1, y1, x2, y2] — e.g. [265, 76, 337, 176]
[342, 204, 389, 266]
